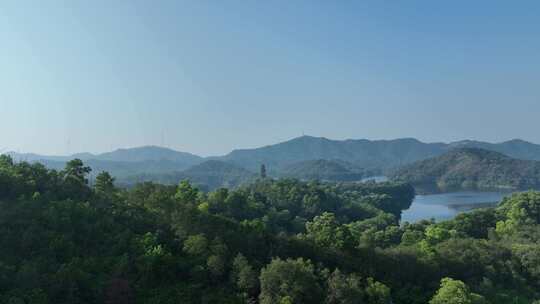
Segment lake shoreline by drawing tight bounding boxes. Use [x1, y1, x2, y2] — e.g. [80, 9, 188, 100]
[401, 190, 510, 223]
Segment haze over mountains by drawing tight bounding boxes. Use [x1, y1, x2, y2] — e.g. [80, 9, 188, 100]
[8, 146, 203, 166]
[7, 136, 540, 189]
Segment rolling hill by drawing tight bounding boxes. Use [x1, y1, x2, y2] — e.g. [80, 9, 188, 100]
[447, 139, 540, 161]
[7, 146, 204, 180]
[217, 136, 540, 172]
[279, 159, 371, 182]
[8, 136, 540, 190]
[8, 145, 202, 165]
[391, 148, 540, 192]
[120, 160, 255, 191]
[39, 159, 193, 179]
[96, 146, 202, 164]
[217, 135, 446, 172]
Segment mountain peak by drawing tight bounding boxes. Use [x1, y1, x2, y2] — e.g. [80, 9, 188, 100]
[504, 138, 531, 145]
[289, 135, 330, 142]
[97, 146, 202, 163]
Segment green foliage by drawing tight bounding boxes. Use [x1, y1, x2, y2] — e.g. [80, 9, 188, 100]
[126, 160, 255, 191]
[64, 159, 92, 184]
[183, 234, 209, 257]
[3, 156, 540, 303]
[348, 212, 401, 248]
[231, 253, 258, 299]
[280, 159, 371, 182]
[365, 278, 392, 304]
[325, 269, 364, 304]
[175, 180, 200, 204]
[496, 191, 540, 235]
[393, 148, 540, 192]
[429, 277, 486, 304]
[94, 171, 115, 195]
[305, 212, 352, 250]
[259, 258, 323, 304]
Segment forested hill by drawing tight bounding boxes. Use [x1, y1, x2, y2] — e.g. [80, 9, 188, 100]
[2, 155, 540, 303]
[119, 159, 373, 191]
[448, 139, 540, 161]
[391, 148, 540, 192]
[11, 138, 540, 172]
[217, 136, 445, 171]
[8, 145, 203, 164]
[279, 159, 372, 181]
[121, 160, 255, 190]
[9, 137, 540, 188]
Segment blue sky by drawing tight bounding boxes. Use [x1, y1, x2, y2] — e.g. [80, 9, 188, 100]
[1, 1, 539, 156]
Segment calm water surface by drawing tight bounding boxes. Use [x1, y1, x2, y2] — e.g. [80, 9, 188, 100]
[361, 176, 389, 182]
[401, 191, 508, 223]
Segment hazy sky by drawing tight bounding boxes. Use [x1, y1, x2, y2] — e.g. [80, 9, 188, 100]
[1, 1, 540, 156]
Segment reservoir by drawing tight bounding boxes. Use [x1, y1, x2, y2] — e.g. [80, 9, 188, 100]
[401, 191, 508, 223]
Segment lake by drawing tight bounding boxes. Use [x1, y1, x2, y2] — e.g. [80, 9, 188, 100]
[361, 176, 389, 183]
[401, 191, 508, 223]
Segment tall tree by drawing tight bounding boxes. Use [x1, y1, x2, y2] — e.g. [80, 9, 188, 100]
[175, 180, 199, 205]
[325, 269, 364, 304]
[95, 171, 115, 195]
[62, 158, 92, 200]
[259, 258, 322, 304]
[231, 253, 258, 297]
[63, 159, 91, 185]
[429, 278, 486, 304]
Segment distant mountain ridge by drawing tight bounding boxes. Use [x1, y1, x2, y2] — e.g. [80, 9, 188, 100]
[215, 136, 540, 172]
[447, 139, 540, 161]
[7, 145, 202, 165]
[96, 146, 202, 164]
[217, 136, 446, 171]
[7, 146, 204, 182]
[391, 147, 540, 192]
[7, 136, 540, 190]
[9, 137, 540, 169]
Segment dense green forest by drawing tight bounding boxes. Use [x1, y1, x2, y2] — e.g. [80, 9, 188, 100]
[1, 155, 540, 303]
[122, 159, 376, 191]
[279, 159, 373, 182]
[392, 148, 540, 193]
[119, 160, 256, 191]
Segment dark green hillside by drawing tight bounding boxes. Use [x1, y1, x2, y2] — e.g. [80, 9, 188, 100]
[39, 159, 193, 179]
[448, 139, 540, 161]
[121, 160, 255, 190]
[7, 145, 203, 165]
[280, 159, 372, 181]
[10, 137, 540, 182]
[392, 148, 540, 192]
[218, 135, 446, 171]
[96, 146, 203, 164]
[178, 160, 255, 190]
[7, 146, 204, 183]
[2, 155, 540, 303]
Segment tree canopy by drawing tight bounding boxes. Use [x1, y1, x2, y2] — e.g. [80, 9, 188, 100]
[1, 156, 540, 303]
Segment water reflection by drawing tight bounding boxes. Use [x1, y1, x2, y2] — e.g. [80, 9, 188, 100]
[361, 176, 389, 183]
[401, 191, 508, 223]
